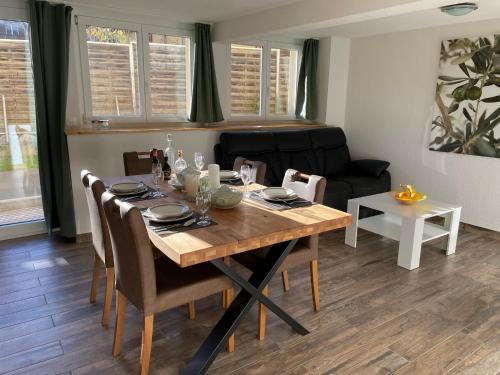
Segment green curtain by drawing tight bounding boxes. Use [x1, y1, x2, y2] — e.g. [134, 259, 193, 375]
[29, 0, 76, 238]
[295, 39, 319, 120]
[189, 23, 224, 123]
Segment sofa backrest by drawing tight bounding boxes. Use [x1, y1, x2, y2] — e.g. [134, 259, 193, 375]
[215, 127, 350, 186]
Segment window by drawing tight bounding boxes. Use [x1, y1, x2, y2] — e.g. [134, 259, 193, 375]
[78, 17, 193, 121]
[269, 48, 298, 116]
[231, 43, 262, 117]
[146, 33, 191, 118]
[230, 42, 299, 120]
[0, 19, 44, 226]
[85, 26, 141, 116]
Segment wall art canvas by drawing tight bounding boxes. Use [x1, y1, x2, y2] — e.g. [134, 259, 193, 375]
[429, 35, 500, 158]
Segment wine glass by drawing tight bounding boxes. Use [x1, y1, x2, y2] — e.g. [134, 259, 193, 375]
[240, 164, 253, 197]
[196, 190, 211, 226]
[152, 163, 163, 197]
[194, 152, 205, 172]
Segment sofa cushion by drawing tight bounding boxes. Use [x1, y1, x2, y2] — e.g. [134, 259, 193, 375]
[275, 130, 320, 176]
[310, 128, 350, 176]
[335, 171, 391, 198]
[323, 179, 353, 212]
[349, 159, 390, 178]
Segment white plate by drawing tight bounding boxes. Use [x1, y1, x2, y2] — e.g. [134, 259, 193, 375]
[261, 187, 297, 201]
[220, 170, 239, 181]
[110, 181, 145, 193]
[144, 210, 193, 223]
[111, 186, 149, 197]
[146, 203, 191, 220]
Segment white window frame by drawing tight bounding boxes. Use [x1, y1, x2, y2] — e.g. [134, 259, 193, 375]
[141, 25, 194, 122]
[77, 17, 146, 122]
[77, 16, 194, 122]
[228, 40, 266, 121]
[266, 41, 301, 120]
[228, 40, 301, 121]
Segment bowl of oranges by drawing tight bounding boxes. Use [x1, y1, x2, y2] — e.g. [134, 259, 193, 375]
[392, 184, 427, 205]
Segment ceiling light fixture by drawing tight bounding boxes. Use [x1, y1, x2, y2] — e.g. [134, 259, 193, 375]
[440, 2, 478, 16]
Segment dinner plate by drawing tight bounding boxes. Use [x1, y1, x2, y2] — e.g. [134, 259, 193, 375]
[110, 186, 149, 197]
[220, 170, 239, 181]
[261, 187, 298, 201]
[144, 210, 193, 223]
[146, 203, 191, 220]
[110, 181, 145, 193]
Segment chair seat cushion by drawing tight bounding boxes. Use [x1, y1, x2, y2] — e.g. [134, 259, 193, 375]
[232, 243, 313, 273]
[150, 257, 232, 314]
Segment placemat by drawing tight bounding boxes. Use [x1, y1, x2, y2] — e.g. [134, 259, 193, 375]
[246, 192, 313, 211]
[143, 212, 217, 235]
[118, 186, 167, 202]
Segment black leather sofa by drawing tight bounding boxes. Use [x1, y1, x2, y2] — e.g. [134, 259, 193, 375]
[214, 127, 391, 215]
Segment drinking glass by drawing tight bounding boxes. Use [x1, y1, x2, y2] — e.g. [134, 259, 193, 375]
[196, 190, 211, 226]
[152, 163, 163, 197]
[194, 152, 205, 172]
[240, 164, 253, 197]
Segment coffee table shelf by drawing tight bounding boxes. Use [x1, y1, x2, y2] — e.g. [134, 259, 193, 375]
[358, 214, 450, 243]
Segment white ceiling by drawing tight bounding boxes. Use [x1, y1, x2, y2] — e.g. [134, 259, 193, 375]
[303, 0, 500, 38]
[67, 0, 303, 23]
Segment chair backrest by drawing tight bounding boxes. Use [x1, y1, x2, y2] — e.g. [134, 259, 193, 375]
[102, 192, 156, 311]
[282, 169, 326, 253]
[123, 150, 166, 176]
[233, 157, 267, 185]
[282, 169, 326, 203]
[81, 170, 113, 267]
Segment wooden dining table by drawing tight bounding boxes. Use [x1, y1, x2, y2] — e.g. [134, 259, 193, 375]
[104, 174, 351, 375]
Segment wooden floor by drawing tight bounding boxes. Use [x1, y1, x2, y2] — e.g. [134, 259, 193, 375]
[0, 225, 499, 374]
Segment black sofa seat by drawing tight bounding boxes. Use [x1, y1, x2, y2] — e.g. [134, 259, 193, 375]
[214, 127, 391, 216]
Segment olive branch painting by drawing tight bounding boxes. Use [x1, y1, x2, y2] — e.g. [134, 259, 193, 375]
[429, 35, 500, 158]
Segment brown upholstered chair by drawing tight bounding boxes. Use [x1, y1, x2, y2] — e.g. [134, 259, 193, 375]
[81, 170, 115, 328]
[233, 157, 267, 185]
[101, 192, 235, 374]
[232, 168, 326, 340]
[123, 150, 166, 176]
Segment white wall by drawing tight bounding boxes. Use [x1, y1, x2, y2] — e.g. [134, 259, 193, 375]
[345, 18, 500, 231]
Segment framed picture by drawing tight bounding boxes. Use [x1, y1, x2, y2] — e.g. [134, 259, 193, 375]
[429, 35, 500, 158]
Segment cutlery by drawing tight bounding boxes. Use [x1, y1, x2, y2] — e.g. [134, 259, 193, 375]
[122, 191, 150, 201]
[153, 218, 196, 233]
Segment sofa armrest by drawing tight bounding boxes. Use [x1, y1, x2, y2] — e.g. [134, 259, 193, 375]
[350, 159, 390, 178]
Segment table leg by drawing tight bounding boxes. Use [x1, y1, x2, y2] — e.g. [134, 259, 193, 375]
[441, 208, 461, 255]
[345, 201, 360, 247]
[398, 217, 424, 270]
[181, 239, 307, 375]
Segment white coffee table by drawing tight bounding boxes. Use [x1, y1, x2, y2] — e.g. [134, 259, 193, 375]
[345, 193, 461, 270]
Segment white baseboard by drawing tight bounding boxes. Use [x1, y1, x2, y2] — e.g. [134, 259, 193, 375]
[0, 220, 47, 241]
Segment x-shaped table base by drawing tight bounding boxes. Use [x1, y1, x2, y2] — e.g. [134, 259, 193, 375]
[181, 239, 309, 375]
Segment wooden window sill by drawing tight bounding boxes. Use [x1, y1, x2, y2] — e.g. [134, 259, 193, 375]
[64, 121, 327, 135]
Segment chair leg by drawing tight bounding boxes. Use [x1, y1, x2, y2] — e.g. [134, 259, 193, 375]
[101, 267, 115, 328]
[140, 314, 154, 375]
[188, 301, 195, 320]
[310, 259, 320, 312]
[258, 286, 269, 341]
[89, 251, 100, 304]
[225, 288, 235, 353]
[221, 257, 231, 309]
[112, 290, 126, 357]
[281, 270, 290, 292]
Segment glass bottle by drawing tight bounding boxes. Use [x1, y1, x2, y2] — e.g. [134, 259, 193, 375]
[174, 149, 187, 174]
[164, 134, 176, 172]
